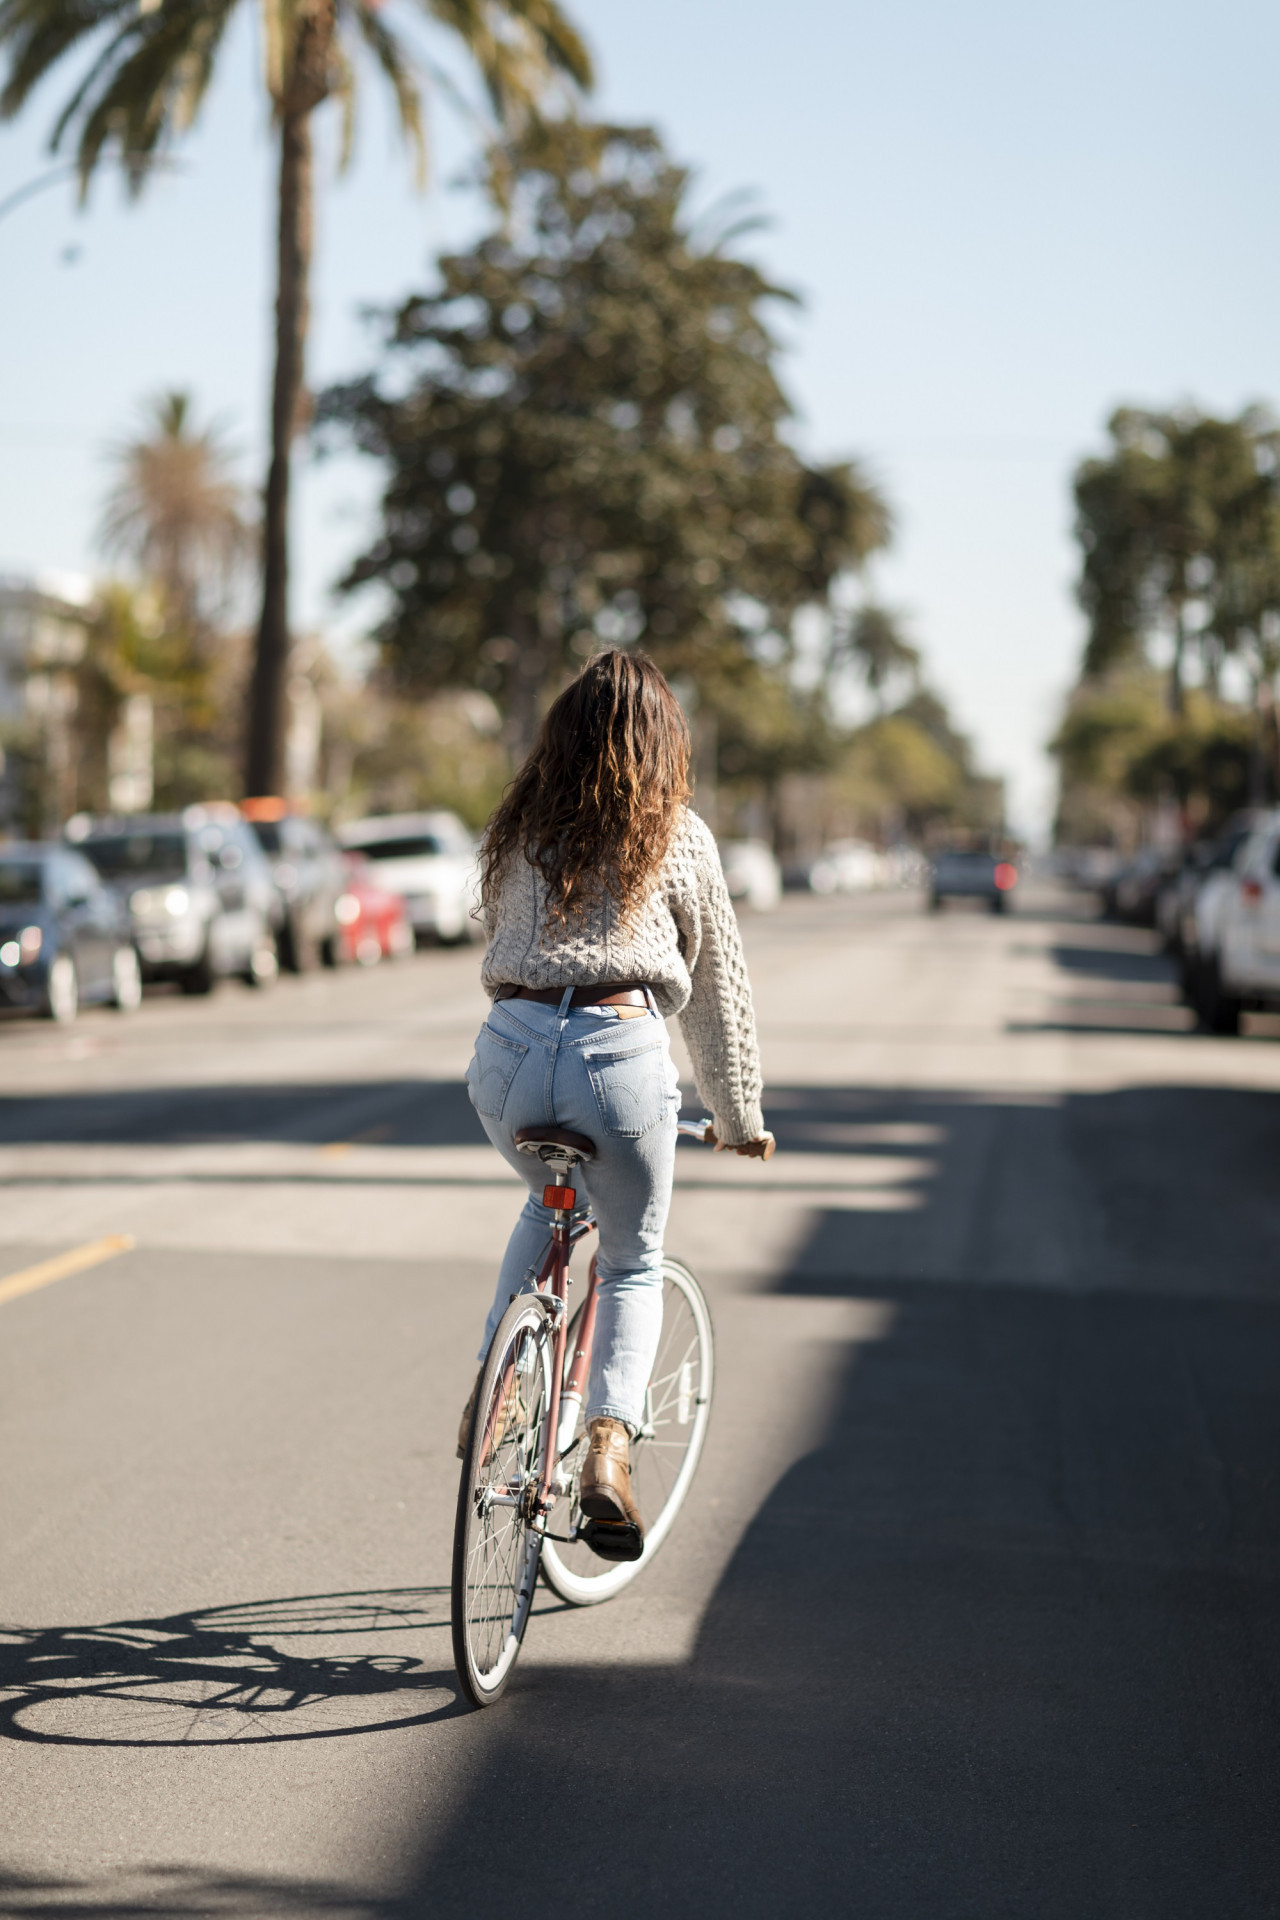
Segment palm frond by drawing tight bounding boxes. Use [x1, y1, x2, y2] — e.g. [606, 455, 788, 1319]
[350, 0, 426, 185]
[329, 33, 356, 171]
[0, 0, 133, 119]
[499, 0, 591, 86]
[70, 0, 235, 193]
[421, 0, 589, 125]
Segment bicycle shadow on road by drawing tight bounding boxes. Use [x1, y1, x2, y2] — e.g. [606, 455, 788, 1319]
[393, 1079, 1280, 1919]
[0, 1588, 460, 1748]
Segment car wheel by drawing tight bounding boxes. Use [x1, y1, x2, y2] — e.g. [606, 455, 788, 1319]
[180, 946, 216, 995]
[282, 914, 320, 973]
[42, 953, 78, 1023]
[990, 894, 1007, 915]
[110, 944, 143, 1012]
[320, 934, 340, 969]
[1197, 957, 1242, 1036]
[243, 933, 279, 987]
[928, 893, 942, 913]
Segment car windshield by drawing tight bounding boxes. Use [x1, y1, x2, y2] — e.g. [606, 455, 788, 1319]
[250, 823, 283, 853]
[80, 832, 188, 880]
[352, 835, 444, 860]
[938, 852, 993, 867]
[0, 862, 43, 905]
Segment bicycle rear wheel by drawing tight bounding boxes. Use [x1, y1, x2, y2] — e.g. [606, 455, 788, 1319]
[540, 1257, 714, 1607]
[451, 1293, 554, 1706]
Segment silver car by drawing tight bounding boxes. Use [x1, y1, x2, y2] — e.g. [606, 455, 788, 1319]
[68, 807, 279, 993]
[336, 811, 482, 945]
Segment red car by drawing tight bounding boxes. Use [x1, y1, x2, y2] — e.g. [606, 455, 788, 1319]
[334, 855, 415, 965]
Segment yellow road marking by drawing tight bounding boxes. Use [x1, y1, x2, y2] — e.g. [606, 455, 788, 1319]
[0, 1235, 136, 1308]
[319, 1123, 393, 1159]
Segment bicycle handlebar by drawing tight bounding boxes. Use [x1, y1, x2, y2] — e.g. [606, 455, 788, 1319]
[677, 1114, 776, 1160]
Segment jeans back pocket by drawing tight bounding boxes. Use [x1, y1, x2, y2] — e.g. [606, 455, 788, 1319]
[466, 1026, 528, 1120]
[584, 1038, 673, 1139]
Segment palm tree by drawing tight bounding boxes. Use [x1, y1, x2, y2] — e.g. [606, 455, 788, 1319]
[100, 389, 250, 642]
[1, 0, 592, 795]
[841, 603, 920, 711]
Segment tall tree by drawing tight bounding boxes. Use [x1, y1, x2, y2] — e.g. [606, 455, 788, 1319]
[1, 0, 591, 795]
[319, 120, 890, 753]
[100, 389, 249, 643]
[836, 603, 919, 710]
[1074, 407, 1274, 713]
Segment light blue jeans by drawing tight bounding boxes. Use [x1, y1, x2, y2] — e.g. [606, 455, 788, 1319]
[466, 989, 680, 1432]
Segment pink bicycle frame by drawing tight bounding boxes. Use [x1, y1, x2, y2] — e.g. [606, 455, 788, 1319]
[529, 1195, 599, 1516]
[523, 1115, 713, 1517]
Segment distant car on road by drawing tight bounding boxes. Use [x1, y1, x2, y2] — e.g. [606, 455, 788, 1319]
[929, 849, 1018, 914]
[68, 807, 279, 993]
[241, 801, 347, 971]
[720, 840, 782, 912]
[333, 854, 415, 966]
[336, 811, 481, 945]
[0, 843, 141, 1022]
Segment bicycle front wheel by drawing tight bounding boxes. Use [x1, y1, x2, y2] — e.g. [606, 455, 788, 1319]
[451, 1293, 554, 1706]
[541, 1257, 714, 1607]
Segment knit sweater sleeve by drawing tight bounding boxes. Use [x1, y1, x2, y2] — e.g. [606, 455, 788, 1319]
[668, 814, 766, 1146]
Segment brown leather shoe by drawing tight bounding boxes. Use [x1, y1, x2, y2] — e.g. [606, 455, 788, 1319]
[578, 1417, 644, 1560]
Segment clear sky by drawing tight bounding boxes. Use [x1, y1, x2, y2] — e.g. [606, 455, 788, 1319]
[3, 0, 1277, 833]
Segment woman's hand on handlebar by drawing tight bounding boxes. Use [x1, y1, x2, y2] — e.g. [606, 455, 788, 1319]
[705, 1126, 776, 1161]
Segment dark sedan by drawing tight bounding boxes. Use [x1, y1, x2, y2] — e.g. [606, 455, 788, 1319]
[0, 844, 141, 1023]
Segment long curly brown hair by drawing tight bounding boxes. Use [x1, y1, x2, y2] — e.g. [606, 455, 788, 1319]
[481, 650, 692, 931]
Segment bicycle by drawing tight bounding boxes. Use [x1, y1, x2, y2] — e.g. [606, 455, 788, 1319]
[451, 1115, 716, 1707]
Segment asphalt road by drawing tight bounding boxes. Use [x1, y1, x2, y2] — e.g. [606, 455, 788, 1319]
[2, 886, 1279, 1919]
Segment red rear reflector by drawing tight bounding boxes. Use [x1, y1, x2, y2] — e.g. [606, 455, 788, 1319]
[1242, 878, 1263, 903]
[543, 1184, 576, 1210]
[994, 863, 1018, 890]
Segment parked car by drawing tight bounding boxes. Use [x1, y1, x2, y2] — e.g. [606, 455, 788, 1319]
[1101, 845, 1181, 926]
[67, 807, 279, 993]
[1158, 815, 1264, 962]
[1184, 808, 1280, 1033]
[336, 812, 481, 945]
[929, 848, 1018, 913]
[241, 801, 347, 971]
[0, 842, 141, 1022]
[788, 839, 884, 894]
[1055, 845, 1123, 891]
[720, 840, 782, 912]
[333, 854, 415, 966]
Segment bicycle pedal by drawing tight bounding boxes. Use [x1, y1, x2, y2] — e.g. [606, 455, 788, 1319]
[579, 1517, 644, 1563]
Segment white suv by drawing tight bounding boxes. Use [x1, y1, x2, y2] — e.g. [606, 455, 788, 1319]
[337, 811, 481, 945]
[1190, 808, 1280, 1033]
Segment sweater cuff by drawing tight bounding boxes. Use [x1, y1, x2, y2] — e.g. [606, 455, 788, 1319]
[711, 1100, 766, 1148]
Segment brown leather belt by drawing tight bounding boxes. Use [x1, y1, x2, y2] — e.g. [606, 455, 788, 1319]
[494, 982, 649, 1009]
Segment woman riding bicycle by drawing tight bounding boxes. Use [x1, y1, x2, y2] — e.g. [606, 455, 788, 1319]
[462, 648, 774, 1558]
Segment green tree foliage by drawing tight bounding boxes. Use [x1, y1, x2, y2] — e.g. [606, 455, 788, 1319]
[1051, 671, 1257, 844]
[1074, 406, 1280, 711]
[1, 0, 590, 795]
[99, 391, 251, 645]
[1060, 402, 1280, 842]
[318, 121, 890, 755]
[830, 602, 920, 711]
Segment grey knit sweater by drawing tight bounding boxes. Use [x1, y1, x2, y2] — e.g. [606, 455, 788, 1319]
[480, 807, 765, 1145]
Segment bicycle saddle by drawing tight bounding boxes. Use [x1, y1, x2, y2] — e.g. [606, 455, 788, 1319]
[513, 1124, 596, 1168]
